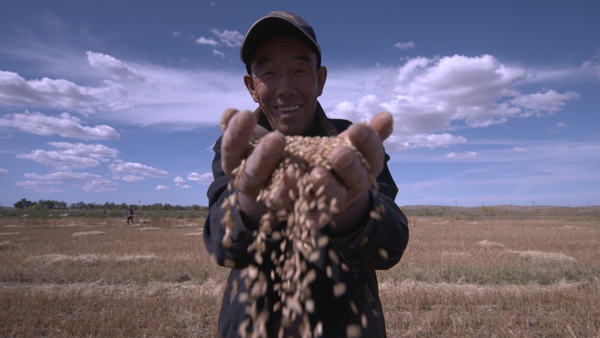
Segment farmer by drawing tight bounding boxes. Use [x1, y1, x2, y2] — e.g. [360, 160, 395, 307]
[204, 11, 409, 337]
[127, 207, 134, 224]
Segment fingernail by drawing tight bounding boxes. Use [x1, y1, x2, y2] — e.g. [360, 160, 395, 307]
[333, 152, 353, 169]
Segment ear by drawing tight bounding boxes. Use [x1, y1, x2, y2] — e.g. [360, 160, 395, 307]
[316, 66, 327, 97]
[243, 74, 259, 103]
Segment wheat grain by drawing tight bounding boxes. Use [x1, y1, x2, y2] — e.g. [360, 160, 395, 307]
[221, 135, 381, 337]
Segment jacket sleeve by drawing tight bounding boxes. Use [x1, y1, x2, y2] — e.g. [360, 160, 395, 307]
[325, 153, 410, 270]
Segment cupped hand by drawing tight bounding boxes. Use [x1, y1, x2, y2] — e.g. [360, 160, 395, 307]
[220, 108, 294, 209]
[308, 112, 393, 229]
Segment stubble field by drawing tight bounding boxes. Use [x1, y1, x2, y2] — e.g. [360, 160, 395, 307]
[1, 209, 599, 337]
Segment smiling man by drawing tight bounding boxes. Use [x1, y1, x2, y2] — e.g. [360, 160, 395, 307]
[204, 11, 409, 337]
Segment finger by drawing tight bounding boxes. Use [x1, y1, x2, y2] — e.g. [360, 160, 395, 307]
[219, 108, 241, 132]
[329, 146, 370, 195]
[236, 131, 286, 199]
[369, 112, 394, 141]
[344, 123, 385, 177]
[221, 110, 257, 175]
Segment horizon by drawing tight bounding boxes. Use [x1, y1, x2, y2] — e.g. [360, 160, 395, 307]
[1, 1, 599, 208]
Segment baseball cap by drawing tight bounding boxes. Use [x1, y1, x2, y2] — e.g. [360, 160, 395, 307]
[240, 11, 321, 74]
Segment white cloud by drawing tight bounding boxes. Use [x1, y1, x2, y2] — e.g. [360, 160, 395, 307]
[108, 160, 168, 178]
[14, 180, 64, 193]
[557, 122, 566, 127]
[173, 31, 181, 37]
[48, 142, 118, 159]
[194, 29, 243, 59]
[86, 51, 147, 82]
[17, 142, 118, 171]
[0, 111, 120, 140]
[0, 70, 130, 113]
[0, 168, 8, 175]
[188, 172, 213, 184]
[174, 176, 192, 189]
[393, 41, 416, 50]
[195, 36, 218, 47]
[512, 147, 531, 154]
[326, 55, 581, 151]
[446, 151, 478, 160]
[210, 29, 243, 48]
[16, 171, 109, 193]
[120, 175, 146, 182]
[24, 172, 102, 181]
[213, 50, 225, 58]
[83, 178, 117, 192]
[18, 150, 100, 170]
[385, 133, 467, 152]
[156, 185, 170, 190]
[510, 90, 580, 112]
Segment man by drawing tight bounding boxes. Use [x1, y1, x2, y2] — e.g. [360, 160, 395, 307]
[204, 11, 409, 337]
[127, 207, 134, 224]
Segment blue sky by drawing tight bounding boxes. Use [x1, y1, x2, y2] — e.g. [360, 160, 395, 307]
[1, 0, 599, 208]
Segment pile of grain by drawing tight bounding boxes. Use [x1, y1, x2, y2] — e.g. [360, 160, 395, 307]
[220, 135, 382, 338]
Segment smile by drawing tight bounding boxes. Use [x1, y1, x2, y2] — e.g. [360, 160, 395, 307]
[278, 105, 301, 113]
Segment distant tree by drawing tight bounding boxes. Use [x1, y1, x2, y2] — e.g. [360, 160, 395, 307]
[38, 199, 56, 210]
[14, 198, 35, 209]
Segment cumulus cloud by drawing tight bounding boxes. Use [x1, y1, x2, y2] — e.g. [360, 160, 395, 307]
[86, 51, 147, 82]
[156, 185, 170, 190]
[108, 160, 168, 178]
[446, 151, 478, 160]
[188, 172, 213, 184]
[0, 111, 120, 140]
[174, 176, 192, 189]
[327, 55, 581, 151]
[17, 142, 118, 171]
[0, 168, 9, 175]
[0, 70, 130, 113]
[393, 41, 416, 50]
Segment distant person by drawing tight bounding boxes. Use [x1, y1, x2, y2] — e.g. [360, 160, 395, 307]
[203, 11, 409, 337]
[127, 207, 134, 224]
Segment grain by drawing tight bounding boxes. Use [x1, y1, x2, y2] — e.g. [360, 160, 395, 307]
[221, 135, 381, 337]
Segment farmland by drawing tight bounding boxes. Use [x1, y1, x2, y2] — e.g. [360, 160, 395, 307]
[1, 207, 599, 337]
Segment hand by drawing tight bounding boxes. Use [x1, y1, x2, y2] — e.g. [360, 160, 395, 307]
[220, 109, 294, 209]
[309, 112, 394, 230]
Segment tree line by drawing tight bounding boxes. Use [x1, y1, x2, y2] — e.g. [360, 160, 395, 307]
[13, 198, 208, 212]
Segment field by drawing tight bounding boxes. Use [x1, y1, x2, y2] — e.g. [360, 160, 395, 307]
[1, 207, 599, 337]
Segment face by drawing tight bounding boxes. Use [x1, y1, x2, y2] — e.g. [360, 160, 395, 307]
[244, 35, 327, 135]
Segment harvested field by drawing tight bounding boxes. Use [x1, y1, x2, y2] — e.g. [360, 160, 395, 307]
[0, 212, 599, 337]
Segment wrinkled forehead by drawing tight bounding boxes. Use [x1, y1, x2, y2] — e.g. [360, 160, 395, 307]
[250, 35, 317, 67]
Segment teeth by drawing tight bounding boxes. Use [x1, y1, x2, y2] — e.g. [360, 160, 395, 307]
[279, 105, 300, 113]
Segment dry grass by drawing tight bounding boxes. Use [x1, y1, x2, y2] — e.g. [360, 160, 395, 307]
[1, 213, 599, 337]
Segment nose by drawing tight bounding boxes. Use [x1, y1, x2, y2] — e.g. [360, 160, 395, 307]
[275, 73, 297, 96]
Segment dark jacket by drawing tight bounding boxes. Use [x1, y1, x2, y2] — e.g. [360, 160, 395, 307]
[204, 103, 409, 337]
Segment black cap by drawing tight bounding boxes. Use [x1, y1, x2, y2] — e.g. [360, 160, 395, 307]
[240, 11, 321, 74]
